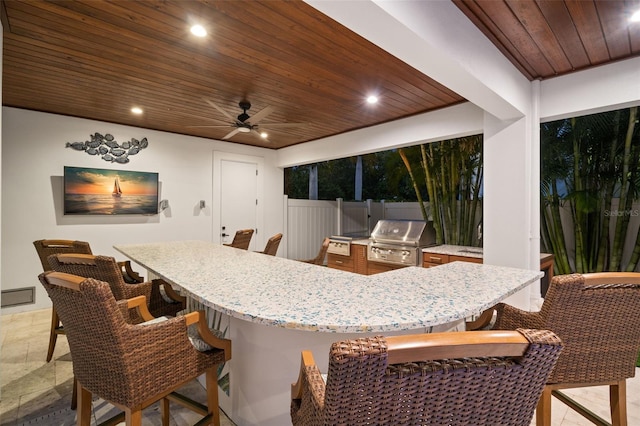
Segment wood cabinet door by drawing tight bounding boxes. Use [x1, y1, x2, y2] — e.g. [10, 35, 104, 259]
[327, 253, 354, 272]
[423, 252, 449, 267]
[353, 245, 368, 275]
[367, 261, 404, 275]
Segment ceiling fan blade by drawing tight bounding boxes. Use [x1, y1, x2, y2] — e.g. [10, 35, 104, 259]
[222, 128, 241, 140]
[258, 122, 308, 128]
[247, 105, 274, 124]
[203, 98, 235, 121]
[186, 125, 235, 128]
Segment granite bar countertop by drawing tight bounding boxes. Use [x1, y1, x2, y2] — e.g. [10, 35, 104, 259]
[422, 244, 484, 258]
[115, 240, 542, 333]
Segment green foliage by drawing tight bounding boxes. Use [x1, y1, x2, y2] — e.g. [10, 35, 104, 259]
[421, 136, 483, 246]
[541, 106, 640, 273]
[318, 158, 355, 200]
[284, 165, 310, 198]
[284, 151, 420, 201]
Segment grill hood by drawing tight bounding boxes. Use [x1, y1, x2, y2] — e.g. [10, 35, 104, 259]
[369, 219, 436, 247]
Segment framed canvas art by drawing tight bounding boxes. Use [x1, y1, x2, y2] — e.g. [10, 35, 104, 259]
[64, 166, 159, 215]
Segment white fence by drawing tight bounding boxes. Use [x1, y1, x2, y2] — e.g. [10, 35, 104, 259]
[285, 198, 338, 261]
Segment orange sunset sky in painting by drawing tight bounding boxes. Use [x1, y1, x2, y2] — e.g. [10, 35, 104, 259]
[65, 167, 157, 195]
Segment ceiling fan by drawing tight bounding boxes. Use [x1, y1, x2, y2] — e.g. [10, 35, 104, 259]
[189, 99, 307, 141]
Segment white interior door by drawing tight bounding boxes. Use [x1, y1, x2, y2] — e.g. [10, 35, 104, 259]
[220, 159, 258, 250]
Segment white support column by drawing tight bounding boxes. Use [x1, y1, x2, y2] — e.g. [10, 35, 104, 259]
[483, 107, 540, 311]
[529, 81, 543, 308]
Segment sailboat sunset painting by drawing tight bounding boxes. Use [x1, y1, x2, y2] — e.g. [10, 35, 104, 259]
[64, 166, 159, 215]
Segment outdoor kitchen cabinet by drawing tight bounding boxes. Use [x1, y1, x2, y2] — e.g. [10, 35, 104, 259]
[327, 244, 368, 274]
[423, 252, 483, 267]
[327, 252, 355, 272]
[328, 243, 408, 275]
[423, 253, 450, 268]
[366, 259, 405, 275]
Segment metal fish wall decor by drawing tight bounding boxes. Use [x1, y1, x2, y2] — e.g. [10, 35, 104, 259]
[65, 133, 149, 163]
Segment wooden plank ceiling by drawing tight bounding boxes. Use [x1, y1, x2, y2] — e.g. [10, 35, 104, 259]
[2, 0, 639, 149]
[454, 0, 640, 80]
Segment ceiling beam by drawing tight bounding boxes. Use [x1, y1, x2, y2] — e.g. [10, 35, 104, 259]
[277, 102, 483, 168]
[540, 57, 640, 122]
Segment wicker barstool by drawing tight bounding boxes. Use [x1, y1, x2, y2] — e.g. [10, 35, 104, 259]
[38, 271, 231, 426]
[298, 237, 330, 265]
[486, 272, 640, 426]
[291, 329, 563, 426]
[47, 253, 185, 319]
[33, 239, 144, 363]
[223, 228, 254, 250]
[256, 233, 283, 256]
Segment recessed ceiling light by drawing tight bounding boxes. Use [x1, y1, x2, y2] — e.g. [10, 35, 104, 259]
[366, 95, 379, 104]
[131, 107, 143, 115]
[260, 132, 268, 139]
[631, 9, 640, 23]
[190, 24, 207, 37]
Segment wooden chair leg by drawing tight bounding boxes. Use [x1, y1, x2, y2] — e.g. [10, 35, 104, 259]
[46, 308, 61, 362]
[207, 367, 221, 426]
[71, 376, 77, 410]
[610, 379, 627, 426]
[161, 398, 170, 426]
[536, 386, 552, 426]
[125, 408, 142, 426]
[76, 381, 92, 426]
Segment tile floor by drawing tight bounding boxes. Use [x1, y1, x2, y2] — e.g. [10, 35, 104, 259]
[1, 308, 639, 425]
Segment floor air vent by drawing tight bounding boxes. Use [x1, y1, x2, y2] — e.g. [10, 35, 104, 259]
[1, 287, 35, 307]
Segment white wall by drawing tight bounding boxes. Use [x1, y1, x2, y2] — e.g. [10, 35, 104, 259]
[1, 107, 283, 313]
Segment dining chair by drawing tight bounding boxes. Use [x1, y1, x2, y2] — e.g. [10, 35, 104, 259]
[223, 228, 254, 250]
[33, 239, 144, 364]
[256, 233, 282, 256]
[47, 253, 186, 320]
[38, 270, 231, 426]
[474, 272, 640, 426]
[298, 237, 330, 265]
[291, 329, 563, 426]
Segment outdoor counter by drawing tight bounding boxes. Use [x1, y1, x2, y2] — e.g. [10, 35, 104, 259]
[115, 240, 543, 426]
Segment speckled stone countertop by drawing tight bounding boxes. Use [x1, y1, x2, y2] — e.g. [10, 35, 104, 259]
[115, 240, 542, 333]
[422, 245, 553, 261]
[423, 244, 484, 258]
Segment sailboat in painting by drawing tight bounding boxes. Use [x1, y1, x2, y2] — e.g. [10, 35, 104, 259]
[112, 177, 122, 197]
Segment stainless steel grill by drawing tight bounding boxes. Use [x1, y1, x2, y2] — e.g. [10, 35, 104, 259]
[368, 220, 436, 266]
